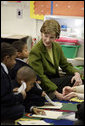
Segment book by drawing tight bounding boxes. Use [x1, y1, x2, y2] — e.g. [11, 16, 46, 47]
[17, 120, 51, 125]
[37, 102, 62, 109]
[27, 110, 63, 119]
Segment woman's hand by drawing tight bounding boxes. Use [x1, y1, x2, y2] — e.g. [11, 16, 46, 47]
[32, 108, 46, 115]
[71, 72, 82, 86]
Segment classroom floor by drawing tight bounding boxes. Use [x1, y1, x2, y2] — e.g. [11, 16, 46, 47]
[1, 120, 15, 125]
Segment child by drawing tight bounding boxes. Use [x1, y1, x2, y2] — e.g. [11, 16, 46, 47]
[9, 40, 46, 107]
[9, 40, 40, 83]
[13, 66, 46, 115]
[1, 42, 26, 121]
[9, 40, 29, 80]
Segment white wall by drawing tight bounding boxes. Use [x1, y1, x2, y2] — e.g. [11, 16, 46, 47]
[1, 1, 43, 38]
[1, 1, 84, 57]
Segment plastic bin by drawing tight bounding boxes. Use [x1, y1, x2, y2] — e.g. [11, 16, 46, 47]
[60, 45, 80, 58]
[55, 37, 79, 45]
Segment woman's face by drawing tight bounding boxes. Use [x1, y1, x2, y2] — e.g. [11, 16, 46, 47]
[41, 33, 56, 48]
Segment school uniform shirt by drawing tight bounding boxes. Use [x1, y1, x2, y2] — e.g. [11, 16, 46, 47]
[1, 63, 24, 107]
[28, 39, 79, 93]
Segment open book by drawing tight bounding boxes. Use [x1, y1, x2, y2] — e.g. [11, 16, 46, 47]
[28, 110, 63, 119]
[37, 102, 62, 109]
[17, 120, 51, 125]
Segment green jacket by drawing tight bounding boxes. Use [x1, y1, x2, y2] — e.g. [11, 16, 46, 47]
[28, 40, 78, 93]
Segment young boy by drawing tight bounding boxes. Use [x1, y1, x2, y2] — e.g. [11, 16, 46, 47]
[9, 40, 40, 82]
[9, 40, 46, 107]
[1, 42, 26, 121]
[13, 66, 46, 114]
[9, 40, 29, 80]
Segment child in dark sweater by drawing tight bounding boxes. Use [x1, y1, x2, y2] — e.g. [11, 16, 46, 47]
[13, 66, 46, 114]
[1, 42, 26, 121]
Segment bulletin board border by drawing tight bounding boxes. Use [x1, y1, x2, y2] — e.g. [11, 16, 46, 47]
[30, 1, 44, 20]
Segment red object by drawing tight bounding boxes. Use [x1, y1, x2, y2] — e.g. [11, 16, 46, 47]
[55, 37, 80, 45]
[17, 1, 21, 2]
[33, 38, 36, 41]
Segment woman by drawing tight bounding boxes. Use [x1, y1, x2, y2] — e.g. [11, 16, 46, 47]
[28, 19, 82, 100]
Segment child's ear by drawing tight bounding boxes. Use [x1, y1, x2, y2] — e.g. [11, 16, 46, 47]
[4, 55, 10, 62]
[17, 52, 22, 57]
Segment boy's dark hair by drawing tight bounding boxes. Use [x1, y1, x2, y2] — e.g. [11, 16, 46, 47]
[17, 66, 37, 83]
[1, 42, 17, 62]
[12, 40, 27, 52]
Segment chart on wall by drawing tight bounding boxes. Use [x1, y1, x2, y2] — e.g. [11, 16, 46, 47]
[1, 1, 29, 8]
[30, 1, 84, 20]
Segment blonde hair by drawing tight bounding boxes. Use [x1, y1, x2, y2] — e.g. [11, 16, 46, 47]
[40, 19, 61, 38]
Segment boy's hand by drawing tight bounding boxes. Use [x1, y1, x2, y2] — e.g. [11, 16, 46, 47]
[32, 107, 46, 115]
[13, 87, 18, 92]
[36, 81, 41, 84]
[13, 87, 26, 99]
[42, 91, 46, 97]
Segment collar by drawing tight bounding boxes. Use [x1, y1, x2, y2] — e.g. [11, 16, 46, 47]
[16, 58, 26, 63]
[1, 63, 9, 74]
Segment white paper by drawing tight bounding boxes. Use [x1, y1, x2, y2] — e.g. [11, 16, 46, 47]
[31, 110, 63, 119]
[17, 120, 51, 125]
[36, 83, 60, 106]
[37, 104, 62, 109]
[18, 81, 26, 93]
[59, 112, 78, 121]
[14, 81, 26, 94]
[45, 95, 60, 106]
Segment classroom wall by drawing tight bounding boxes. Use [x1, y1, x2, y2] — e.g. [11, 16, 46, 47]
[1, 1, 84, 57]
[1, 1, 43, 38]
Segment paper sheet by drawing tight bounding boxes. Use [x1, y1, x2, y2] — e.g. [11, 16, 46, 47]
[70, 97, 84, 102]
[17, 120, 51, 125]
[30, 110, 63, 119]
[37, 102, 62, 109]
[36, 83, 60, 106]
[18, 81, 26, 93]
[59, 112, 78, 121]
[14, 81, 26, 95]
